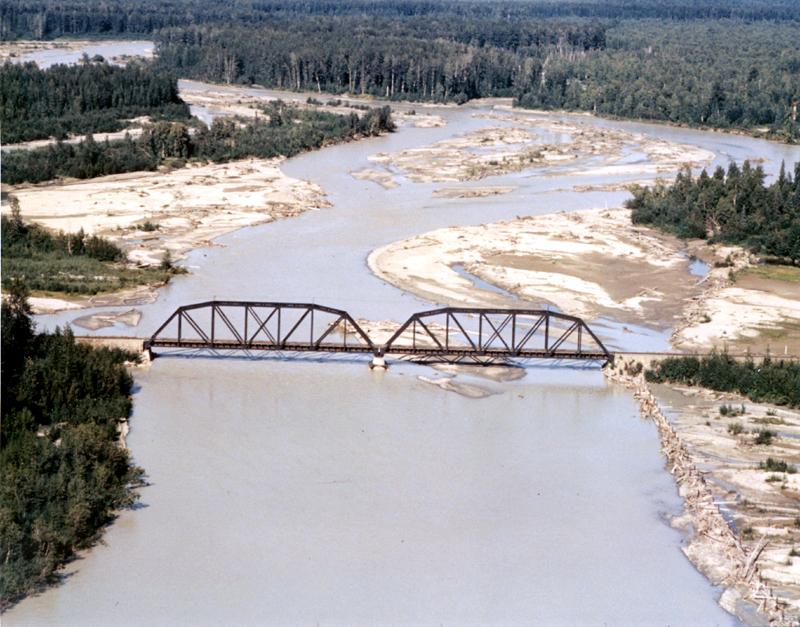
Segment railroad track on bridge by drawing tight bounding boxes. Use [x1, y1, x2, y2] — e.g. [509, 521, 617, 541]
[144, 301, 612, 366]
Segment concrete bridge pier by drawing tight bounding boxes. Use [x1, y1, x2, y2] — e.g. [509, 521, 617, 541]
[370, 351, 387, 370]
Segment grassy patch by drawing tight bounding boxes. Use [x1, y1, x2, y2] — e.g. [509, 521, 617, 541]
[3, 253, 174, 295]
[720, 403, 746, 417]
[759, 458, 797, 473]
[2, 213, 179, 296]
[728, 422, 744, 435]
[740, 265, 800, 284]
[754, 428, 776, 445]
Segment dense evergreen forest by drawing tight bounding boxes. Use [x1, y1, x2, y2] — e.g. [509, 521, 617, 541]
[0, 59, 189, 144]
[1, 203, 177, 295]
[2, 0, 797, 140]
[3, 0, 799, 38]
[0, 281, 144, 606]
[627, 161, 800, 263]
[646, 352, 800, 407]
[3, 102, 394, 184]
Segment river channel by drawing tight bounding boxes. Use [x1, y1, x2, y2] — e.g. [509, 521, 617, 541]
[7, 41, 800, 626]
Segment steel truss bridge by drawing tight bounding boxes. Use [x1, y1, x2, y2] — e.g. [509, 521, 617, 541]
[145, 301, 611, 365]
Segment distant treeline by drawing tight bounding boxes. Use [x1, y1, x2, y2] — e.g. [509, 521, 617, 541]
[149, 18, 800, 140]
[154, 20, 602, 102]
[3, 0, 799, 39]
[1, 282, 144, 606]
[3, 102, 394, 184]
[0, 1, 798, 139]
[627, 161, 800, 263]
[0, 59, 189, 144]
[516, 21, 800, 140]
[3, 0, 798, 140]
[646, 353, 800, 407]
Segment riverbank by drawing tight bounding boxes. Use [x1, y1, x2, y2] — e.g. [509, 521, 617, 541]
[606, 358, 800, 623]
[3, 158, 328, 313]
[369, 207, 800, 354]
[674, 259, 800, 356]
[178, 79, 446, 129]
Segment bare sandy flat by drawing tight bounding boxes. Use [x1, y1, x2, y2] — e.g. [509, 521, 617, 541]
[370, 208, 800, 352]
[6, 158, 329, 268]
[357, 114, 713, 185]
[368, 208, 702, 326]
[2, 127, 146, 152]
[350, 168, 399, 189]
[432, 186, 515, 199]
[0, 39, 92, 63]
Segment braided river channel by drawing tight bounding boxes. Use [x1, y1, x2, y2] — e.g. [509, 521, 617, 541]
[7, 41, 800, 627]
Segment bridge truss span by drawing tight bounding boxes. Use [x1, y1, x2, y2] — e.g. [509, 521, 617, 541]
[383, 307, 610, 362]
[147, 301, 375, 354]
[145, 301, 611, 365]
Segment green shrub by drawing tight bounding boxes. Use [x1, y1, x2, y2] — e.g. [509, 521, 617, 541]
[728, 422, 744, 435]
[759, 458, 796, 473]
[1, 215, 176, 296]
[754, 429, 775, 445]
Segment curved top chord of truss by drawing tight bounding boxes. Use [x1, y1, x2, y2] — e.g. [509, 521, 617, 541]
[146, 301, 611, 362]
[383, 307, 610, 360]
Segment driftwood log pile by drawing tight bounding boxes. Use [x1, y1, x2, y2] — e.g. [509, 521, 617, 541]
[605, 358, 793, 626]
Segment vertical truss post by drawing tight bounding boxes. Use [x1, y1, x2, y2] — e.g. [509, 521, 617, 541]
[478, 314, 483, 352]
[511, 313, 516, 353]
[211, 305, 216, 345]
[244, 306, 249, 347]
[178, 311, 183, 343]
[545, 313, 549, 352]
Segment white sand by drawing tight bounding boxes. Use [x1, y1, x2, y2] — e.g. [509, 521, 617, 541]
[6, 158, 329, 267]
[677, 286, 800, 348]
[368, 208, 690, 320]
[359, 113, 713, 185]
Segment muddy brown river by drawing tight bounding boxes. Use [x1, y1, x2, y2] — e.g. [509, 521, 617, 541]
[7, 40, 800, 626]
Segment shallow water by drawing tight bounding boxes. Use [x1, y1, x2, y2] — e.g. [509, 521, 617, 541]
[10, 41, 800, 626]
[8, 360, 739, 626]
[11, 40, 154, 69]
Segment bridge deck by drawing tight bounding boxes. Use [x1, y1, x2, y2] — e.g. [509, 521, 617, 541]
[147, 338, 609, 360]
[144, 301, 613, 365]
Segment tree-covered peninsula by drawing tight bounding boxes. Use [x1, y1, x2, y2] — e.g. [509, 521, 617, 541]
[3, 102, 395, 184]
[0, 59, 190, 144]
[626, 161, 800, 263]
[0, 282, 144, 607]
